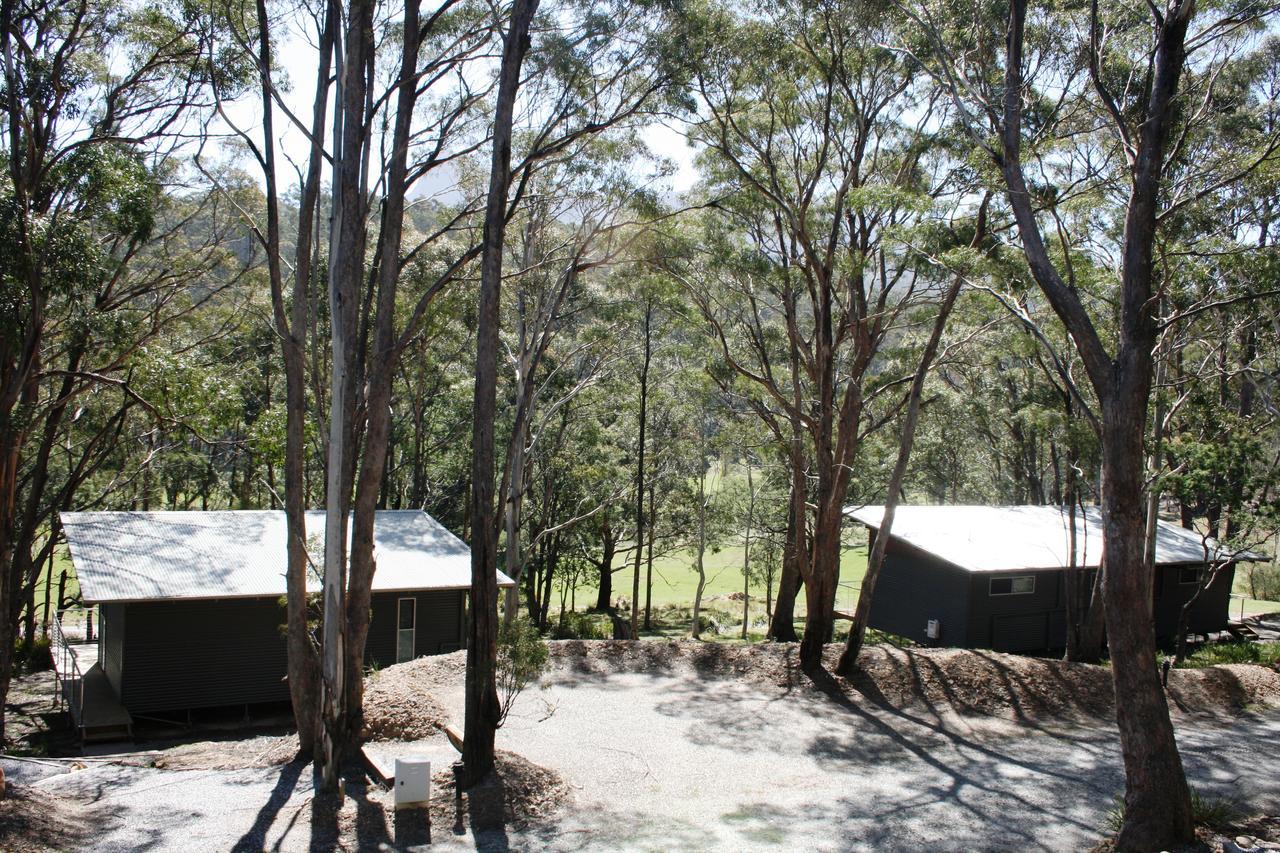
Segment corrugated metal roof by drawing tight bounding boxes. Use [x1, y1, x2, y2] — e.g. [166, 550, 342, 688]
[62, 510, 514, 603]
[844, 504, 1264, 573]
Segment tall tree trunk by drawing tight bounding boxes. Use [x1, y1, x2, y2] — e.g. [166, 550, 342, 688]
[1101, 403, 1193, 844]
[643, 485, 655, 631]
[839, 236, 974, 673]
[630, 303, 651, 638]
[992, 0, 1198, 842]
[595, 513, 614, 611]
[463, 0, 539, 788]
[767, 455, 805, 642]
[343, 0, 423, 753]
[690, 442, 708, 640]
[318, 0, 376, 789]
[741, 466, 754, 640]
[255, 0, 330, 758]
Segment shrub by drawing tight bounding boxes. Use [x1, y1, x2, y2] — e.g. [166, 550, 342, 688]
[550, 611, 611, 640]
[1105, 788, 1239, 835]
[1179, 641, 1280, 668]
[14, 636, 53, 672]
[497, 617, 549, 727]
[1239, 562, 1280, 603]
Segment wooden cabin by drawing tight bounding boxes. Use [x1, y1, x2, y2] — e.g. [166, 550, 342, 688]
[845, 505, 1260, 653]
[61, 509, 511, 718]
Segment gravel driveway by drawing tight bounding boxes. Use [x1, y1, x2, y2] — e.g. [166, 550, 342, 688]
[23, 662, 1280, 852]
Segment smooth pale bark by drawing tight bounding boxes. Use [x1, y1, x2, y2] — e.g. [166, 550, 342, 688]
[464, 0, 539, 788]
[996, 0, 1196, 844]
[319, 0, 376, 790]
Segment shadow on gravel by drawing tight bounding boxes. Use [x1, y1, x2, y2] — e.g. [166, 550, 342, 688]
[231, 758, 307, 852]
[643, 660, 1118, 846]
[806, 668, 1111, 840]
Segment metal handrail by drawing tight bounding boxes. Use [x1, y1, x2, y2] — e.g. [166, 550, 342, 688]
[49, 610, 85, 739]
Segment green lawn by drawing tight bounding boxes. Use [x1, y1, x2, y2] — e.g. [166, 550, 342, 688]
[577, 534, 870, 621]
[31, 546, 78, 613]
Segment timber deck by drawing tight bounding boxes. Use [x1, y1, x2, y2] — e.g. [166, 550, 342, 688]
[53, 640, 133, 742]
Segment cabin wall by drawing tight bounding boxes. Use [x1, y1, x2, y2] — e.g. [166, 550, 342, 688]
[99, 603, 125, 694]
[868, 536, 971, 646]
[366, 590, 464, 668]
[113, 589, 466, 714]
[967, 570, 1068, 652]
[1153, 562, 1237, 643]
[119, 597, 289, 714]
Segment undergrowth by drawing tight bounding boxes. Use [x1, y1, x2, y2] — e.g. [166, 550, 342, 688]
[1177, 641, 1280, 669]
[1105, 788, 1240, 835]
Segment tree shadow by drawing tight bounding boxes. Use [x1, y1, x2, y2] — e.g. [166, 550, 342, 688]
[230, 758, 307, 853]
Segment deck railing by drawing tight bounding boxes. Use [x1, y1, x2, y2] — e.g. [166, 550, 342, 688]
[50, 609, 86, 738]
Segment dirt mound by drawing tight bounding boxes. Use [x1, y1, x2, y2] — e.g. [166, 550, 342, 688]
[152, 733, 298, 770]
[428, 750, 569, 830]
[358, 640, 1280, 735]
[362, 655, 460, 741]
[547, 640, 1280, 722]
[0, 785, 105, 852]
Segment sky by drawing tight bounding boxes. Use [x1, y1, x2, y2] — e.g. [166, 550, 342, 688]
[208, 17, 702, 200]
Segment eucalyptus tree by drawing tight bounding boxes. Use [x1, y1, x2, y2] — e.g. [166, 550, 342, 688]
[0, 0, 248, 741]
[497, 139, 656, 627]
[903, 0, 1280, 842]
[684, 0, 953, 669]
[466, 0, 694, 785]
[210, 0, 502, 778]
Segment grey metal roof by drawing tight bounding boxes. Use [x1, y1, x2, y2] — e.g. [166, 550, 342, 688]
[62, 510, 514, 604]
[844, 504, 1265, 574]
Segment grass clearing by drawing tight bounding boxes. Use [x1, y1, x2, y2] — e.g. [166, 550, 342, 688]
[578, 535, 870, 616]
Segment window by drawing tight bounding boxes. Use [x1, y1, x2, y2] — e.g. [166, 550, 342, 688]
[1178, 566, 1201, 586]
[396, 597, 416, 663]
[990, 575, 1035, 596]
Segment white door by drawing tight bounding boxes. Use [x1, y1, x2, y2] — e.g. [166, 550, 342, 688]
[397, 597, 416, 663]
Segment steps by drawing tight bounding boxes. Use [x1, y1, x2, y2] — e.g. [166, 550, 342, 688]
[1227, 621, 1261, 642]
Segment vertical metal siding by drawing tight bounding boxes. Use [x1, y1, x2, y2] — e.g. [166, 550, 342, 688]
[366, 590, 464, 668]
[868, 540, 971, 646]
[100, 603, 125, 694]
[1153, 562, 1237, 646]
[969, 570, 1064, 652]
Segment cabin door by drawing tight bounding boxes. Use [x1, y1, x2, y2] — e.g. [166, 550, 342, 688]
[397, 597, 416, 663]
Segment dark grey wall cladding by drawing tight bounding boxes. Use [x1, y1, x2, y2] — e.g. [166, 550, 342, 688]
[868, 537, 971, 646]
[1153, 562, 1237, 641]
[365, 590, 464, 667]
[100, 602, 125, 694]
[119, 597, 290, 713]
[118, 590, 467, 713]
[968, 569, 1066, 652]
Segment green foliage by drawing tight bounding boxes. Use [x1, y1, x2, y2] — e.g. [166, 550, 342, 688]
[14, 635, 53, 673]
[1177, 641, 1280, 669]
[1239, 563, 1280, 603]
[497, 617, 550, 726]
[1105, 788, 1239, 835]
[550, 611, 613, 640]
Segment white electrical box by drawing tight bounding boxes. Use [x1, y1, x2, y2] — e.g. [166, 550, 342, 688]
[926, 619, 940, 640]
[395, 757, 431, 810]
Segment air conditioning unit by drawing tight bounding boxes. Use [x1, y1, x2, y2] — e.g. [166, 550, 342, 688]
[395, 757, 431, 810]
[926, 619, 941, 641]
